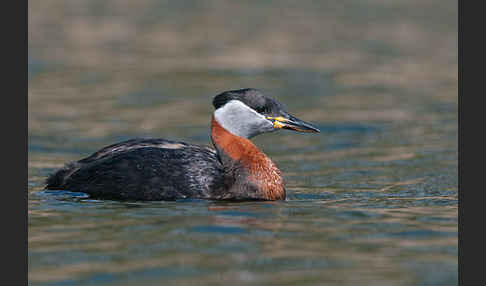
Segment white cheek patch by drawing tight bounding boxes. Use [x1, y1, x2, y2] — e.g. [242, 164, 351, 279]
[214, 100, 273, 138]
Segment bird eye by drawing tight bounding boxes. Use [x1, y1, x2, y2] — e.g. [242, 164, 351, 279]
[256, 106, 266, 113]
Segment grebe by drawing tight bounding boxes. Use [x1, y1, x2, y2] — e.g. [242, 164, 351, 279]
[45, 88, 320, 201]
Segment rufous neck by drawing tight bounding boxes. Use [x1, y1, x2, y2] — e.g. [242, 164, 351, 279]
[211, 116, 285, 200]
[211, 116, 255, 165]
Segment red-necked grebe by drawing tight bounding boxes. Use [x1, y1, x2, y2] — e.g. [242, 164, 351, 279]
[45, 88, 320, 201]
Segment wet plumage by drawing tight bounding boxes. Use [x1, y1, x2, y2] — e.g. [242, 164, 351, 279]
[45, 88, 320, 201]
[47, 138, 224, 200]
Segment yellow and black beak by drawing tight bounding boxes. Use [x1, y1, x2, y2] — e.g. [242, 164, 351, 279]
[266, 115, 320, 133]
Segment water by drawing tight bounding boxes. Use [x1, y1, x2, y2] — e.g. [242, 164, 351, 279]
[28, 1, 457, 285]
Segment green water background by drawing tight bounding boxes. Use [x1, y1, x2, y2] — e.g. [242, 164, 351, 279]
[28, 1, 457, 285]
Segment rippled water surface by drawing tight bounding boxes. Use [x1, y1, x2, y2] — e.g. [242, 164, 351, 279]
[29, 1, 457, 285]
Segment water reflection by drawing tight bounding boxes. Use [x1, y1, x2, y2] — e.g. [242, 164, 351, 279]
[29, 0, 456, 285]
[29, 186, 457, 284]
